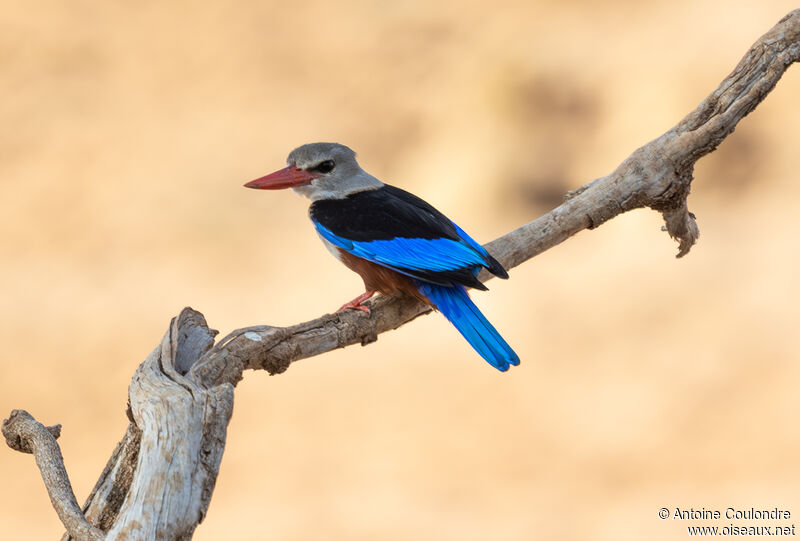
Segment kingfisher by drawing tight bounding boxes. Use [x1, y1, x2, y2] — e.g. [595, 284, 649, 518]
[245, 142, 519, 371]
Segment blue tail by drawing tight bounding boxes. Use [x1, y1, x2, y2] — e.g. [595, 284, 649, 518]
[415, 282, 520, 371]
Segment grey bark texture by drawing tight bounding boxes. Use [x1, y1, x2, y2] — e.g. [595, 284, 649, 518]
[3, 9, 800, 540]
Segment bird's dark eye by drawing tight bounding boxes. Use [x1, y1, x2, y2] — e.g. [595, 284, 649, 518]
[311, 160, 335, 174]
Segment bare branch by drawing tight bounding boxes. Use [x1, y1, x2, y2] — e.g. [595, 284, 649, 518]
[2, 410, 105, 541]
[8, 9, 800, 540]
[188, 10, 800, 384]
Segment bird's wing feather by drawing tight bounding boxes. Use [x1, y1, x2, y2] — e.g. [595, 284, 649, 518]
[311, 185, 502, 288]
[316, 223, 485, 272]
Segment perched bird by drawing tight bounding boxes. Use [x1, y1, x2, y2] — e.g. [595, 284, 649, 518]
[245, 142, 519, 371]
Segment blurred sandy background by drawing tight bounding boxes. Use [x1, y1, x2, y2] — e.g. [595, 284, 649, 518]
[2, 1, 800, 539]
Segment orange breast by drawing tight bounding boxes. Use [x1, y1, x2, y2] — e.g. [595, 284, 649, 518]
[337, 249, 432, 306]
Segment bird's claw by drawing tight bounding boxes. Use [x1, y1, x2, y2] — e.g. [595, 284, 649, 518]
[338, 302, 371, 314]
[336, 290, 376, 314]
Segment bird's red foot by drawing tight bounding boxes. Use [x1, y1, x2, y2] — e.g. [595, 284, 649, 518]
[337, 290, 376, 314]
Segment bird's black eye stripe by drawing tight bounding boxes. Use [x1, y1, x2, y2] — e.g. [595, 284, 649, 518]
[310, 160, 335, 174]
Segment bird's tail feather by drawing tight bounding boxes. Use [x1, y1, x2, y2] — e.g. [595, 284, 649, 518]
[415, 282, 520, 371]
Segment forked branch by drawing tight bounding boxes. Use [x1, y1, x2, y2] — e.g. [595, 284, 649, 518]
[193, 9, 800, 382]
[4, 9, 800, 540]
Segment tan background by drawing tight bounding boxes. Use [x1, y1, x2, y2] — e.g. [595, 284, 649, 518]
[2, 1, 799, 539]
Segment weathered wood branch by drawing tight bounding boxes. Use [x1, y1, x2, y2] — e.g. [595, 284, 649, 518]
[2, 410, 104, 541]
[4, 9, 800, 540]
[193, 7, 800, 383]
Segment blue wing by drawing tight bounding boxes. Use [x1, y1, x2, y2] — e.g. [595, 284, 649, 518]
[309, 184, 507, 289]
[309, 185, 518, 370]
[315, 221, 491, 287]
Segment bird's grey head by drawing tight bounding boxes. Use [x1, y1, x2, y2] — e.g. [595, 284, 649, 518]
[286, 142, 382, 201]
[244, 142, 383, 200]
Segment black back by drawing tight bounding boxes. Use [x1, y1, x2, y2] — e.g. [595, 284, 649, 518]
[310, 185, 461, 242]
[310, 185, 507, 289]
